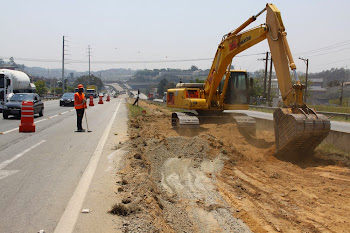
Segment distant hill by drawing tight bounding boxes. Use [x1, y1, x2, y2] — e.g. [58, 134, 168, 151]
[22, 66, 136, 81]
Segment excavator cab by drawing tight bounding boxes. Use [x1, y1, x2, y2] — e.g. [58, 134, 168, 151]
[221, 70, 249, 106]
[219, 70, 250, 110]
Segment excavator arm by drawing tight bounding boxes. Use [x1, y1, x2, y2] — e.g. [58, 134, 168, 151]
[205, 25, 267, 107]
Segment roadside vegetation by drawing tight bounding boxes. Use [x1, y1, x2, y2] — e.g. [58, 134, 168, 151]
[316, 143, 350, 160]
[126, 103, 146, 118]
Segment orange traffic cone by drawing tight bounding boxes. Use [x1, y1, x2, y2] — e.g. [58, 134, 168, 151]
[98, 95, 104, 104]
[89, 95, 94, 106]
[19, 101, 35, 132]
[106, 95, 110, 102]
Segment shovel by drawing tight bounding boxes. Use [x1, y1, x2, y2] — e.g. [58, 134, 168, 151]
[84, 110, 92, 133]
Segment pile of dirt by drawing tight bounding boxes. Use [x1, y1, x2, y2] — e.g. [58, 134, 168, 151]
[113, 99, 350, 233]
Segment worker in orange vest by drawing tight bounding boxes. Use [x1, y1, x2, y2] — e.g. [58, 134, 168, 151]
[74, 84, 87, 132]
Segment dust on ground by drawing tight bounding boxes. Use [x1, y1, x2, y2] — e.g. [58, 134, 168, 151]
[112, 99, 350, 233]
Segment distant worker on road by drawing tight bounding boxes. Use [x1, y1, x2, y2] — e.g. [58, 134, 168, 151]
[133, 89, 140, 106]
[74, 84, 87, 132]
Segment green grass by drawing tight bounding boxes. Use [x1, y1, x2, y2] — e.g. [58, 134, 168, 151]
[316, 143, 350, 159]
[249, 107, 274, 114]
[126, 103, 146, 118]
[309, 105, 350, 114]
[326, 115, 350, 122]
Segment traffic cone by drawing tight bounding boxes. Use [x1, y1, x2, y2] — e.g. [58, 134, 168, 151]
[19, 101, 35, 132]
[89, 95, 94, 106]
[98, 95, 104, 104]
[106, 95, 110, 102]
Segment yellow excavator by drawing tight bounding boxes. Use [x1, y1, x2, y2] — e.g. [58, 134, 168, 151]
[166, 3, 330, 156]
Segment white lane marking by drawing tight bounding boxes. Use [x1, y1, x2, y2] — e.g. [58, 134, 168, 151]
[0, 110, 74, 135]
[0, 140, 46, 180]
[0, 170, 20, 180]
[35, 119, 48, 124]
[48, 114, 59, 119]
[54, 101, 122, 233]
[2, 127, 19, 134]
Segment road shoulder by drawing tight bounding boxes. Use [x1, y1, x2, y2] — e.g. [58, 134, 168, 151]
[73, 99, 129, 233]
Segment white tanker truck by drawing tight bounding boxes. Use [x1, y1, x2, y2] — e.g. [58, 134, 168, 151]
[0, 69, 36, 111]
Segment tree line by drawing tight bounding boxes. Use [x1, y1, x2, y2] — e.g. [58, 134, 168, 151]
[33, 75, 104, 96]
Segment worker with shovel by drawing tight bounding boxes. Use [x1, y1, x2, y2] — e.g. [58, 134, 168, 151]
[74, 84, 87, 132]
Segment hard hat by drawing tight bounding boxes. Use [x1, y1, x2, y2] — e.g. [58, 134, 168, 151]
[78, 84, 84, 89]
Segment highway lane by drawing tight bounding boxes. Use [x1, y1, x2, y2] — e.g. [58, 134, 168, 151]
[0, 96, 126, 233]
[226, 110, 350, 133]
[0, 99, 76, 134]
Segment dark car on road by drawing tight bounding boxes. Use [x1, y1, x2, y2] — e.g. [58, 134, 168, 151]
[2, 93, 44, 119]
[60, 93, 75, 106]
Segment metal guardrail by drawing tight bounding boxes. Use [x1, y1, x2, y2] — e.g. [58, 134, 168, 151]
[249, 105, 350, 119]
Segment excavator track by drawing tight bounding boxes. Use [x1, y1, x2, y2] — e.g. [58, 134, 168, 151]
[172, 112, 256, 136]
[273, 108, 330, 157]
[172, 112, 200, 128]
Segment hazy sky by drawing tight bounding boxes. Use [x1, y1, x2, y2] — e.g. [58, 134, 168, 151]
[1, 0, 349, 73]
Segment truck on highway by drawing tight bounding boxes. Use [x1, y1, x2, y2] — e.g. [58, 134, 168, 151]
[86, 85, 98, 98]
[0, 69, 36, 111]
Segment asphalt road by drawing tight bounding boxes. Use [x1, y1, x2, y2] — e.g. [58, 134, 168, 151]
[226, 110, 350, 133]
[0, 96, 128, 233]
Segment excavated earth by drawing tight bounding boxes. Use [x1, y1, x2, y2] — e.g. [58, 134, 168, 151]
[112, 99, 350, 233]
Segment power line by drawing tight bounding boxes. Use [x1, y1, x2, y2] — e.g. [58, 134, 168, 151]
[311, 58, 350, 68]
[0, 52, 265, 65]
[296, 39, 350, 55]
[306, 47, 350, 57]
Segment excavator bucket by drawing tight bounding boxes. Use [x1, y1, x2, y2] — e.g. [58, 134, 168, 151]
[273, 108, 330, 157]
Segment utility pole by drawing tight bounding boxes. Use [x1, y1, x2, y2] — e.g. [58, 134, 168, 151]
[88, 45, 92, 82]
[263, 52, 269, 100]
[299, 57, 309, 103]
[258, 52, 270, 103]
[340, 80, 344, 106]
[62, 36, 69, 94]
[267, 57, 273, 105]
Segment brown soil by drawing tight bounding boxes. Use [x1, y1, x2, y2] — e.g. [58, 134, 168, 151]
[113, 99, 350, 233]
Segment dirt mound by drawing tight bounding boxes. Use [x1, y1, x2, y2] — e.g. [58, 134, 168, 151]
[113, 100, 350, 233]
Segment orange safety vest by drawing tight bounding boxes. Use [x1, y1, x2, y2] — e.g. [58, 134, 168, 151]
[74, 92, 86, 109]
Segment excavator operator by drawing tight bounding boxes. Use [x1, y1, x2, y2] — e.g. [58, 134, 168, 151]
[74, 84, 87, 132]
